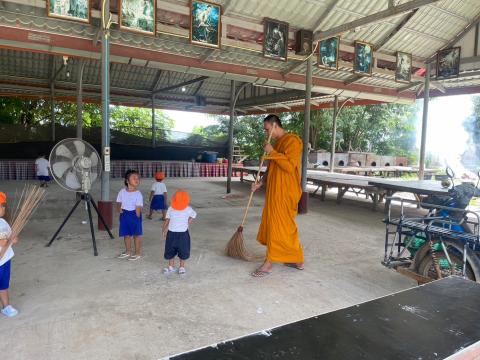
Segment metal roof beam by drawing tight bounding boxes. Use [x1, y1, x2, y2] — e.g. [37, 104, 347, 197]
[376, 9, 418, 50]
[151, 70, 163, 92]
[427, 13, 480, 62]
[312, 0, 337, 32]
[282, 61, 305, 76]
[152, 75, 209, 95]
[192, 80, 205, 95]
[397, 81, 422, 93]
[313, 0, 441, 42]
[237, 90, 311, 107]
[344, 75, 362, 85]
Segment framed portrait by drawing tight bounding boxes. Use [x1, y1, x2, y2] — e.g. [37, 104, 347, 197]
[354, 41, 373, 76]
[190, 0, 222, 49]
[395, 51, 412, 83]
[47, 0, 90, 23]
[318, 37, 339, 70]
[436, 47, 461, 79]
[119, 0, 156, 35]
[263, 18, 289, 62]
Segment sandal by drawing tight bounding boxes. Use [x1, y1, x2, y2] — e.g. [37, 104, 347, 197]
[1, 305, 18, 317]
[163, 266, 177, 274]
[251, 269, 271, 277]
[128, 255, 142, 261]
[147, 215, 153, 220]
[178, 267, 186, 274]
[117, 252, 130, 259]
[284, 263, 304, 270]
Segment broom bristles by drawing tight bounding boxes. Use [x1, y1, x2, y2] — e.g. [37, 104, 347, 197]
[225, 227, 262, 262]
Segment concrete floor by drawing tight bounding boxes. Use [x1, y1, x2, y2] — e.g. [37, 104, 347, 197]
[0, 178, 415, 359]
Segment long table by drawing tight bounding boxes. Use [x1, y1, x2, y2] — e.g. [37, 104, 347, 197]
[169, 277, 480, 360]
[236, 166, 450, 211]
[313, 165, 436, 177]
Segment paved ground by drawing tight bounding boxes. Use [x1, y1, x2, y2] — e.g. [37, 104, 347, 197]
[0, 178, 415, 359]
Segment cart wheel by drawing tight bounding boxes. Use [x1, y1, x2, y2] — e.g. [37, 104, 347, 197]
[413, 240, 480, 282]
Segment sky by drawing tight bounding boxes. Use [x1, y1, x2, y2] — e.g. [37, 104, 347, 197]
[416, 94, 474, 171]
[165, 110, 218, 133]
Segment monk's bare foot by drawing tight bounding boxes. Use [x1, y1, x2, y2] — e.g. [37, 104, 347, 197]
[251, 261, 272, 277]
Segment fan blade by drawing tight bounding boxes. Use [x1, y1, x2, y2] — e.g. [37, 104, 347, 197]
[56, 144, 74, 159]
[65, 171, 81, 190]
[73, 140, 86, 156]
[90, 152, 99, 167]
[91, 172, 98, 184]
[52, 161, 72, 178]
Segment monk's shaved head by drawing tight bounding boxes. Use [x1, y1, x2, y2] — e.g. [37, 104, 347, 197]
[263, 114, 283, 128]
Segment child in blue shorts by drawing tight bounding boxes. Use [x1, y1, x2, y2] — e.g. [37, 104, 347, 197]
[116, 170, 143, 261]
[147, 171, 167, 221]
[0, 192, 19, 317]
[162, 190, 197, 275]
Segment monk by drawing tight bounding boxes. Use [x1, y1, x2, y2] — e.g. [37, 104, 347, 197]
[251, 114, 304, 277]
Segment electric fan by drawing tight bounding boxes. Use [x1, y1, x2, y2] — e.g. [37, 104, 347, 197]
[47, 138, 114, 256]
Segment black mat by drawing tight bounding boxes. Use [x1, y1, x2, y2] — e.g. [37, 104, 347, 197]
[170, 277, 480, 360]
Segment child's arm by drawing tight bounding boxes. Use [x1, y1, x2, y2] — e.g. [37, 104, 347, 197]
[162, 219, 170, 239]
[149, 191, 154, 202]
[188, 217, 194, 226]
[163, 192, 168, 205]
[135, 206, 142, 218]
[116, 202, 122, 214]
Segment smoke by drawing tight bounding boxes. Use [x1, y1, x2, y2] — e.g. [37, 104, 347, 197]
[417, 95, 477, 178]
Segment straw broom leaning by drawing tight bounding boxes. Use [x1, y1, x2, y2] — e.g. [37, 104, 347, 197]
[225, 124, 275, 261]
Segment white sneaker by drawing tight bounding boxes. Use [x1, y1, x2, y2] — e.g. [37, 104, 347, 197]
[163, 266, 177, 274]
[178, 267, 186, 274]
[1, 305, 18, 317]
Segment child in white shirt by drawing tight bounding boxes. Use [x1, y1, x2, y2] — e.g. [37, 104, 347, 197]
[147, 172, 167, 221]
[162, 190, 196, 275]
[116, 170, 143, 261]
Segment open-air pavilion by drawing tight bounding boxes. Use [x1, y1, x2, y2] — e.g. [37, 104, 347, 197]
[1, 0, 480, 359]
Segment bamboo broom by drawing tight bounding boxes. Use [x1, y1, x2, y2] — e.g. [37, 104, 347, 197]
[0, 185, 46, 260]
[225, 124, 275, 261]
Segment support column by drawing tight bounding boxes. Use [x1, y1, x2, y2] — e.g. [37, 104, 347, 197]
[299, 57, 313, 214]
[329, 95, 339, 173]
[76, 59, 85, 139]
[227, 80, 235, 194]
[151, 95, 156, 147]
[418, 62, 431, 180]
[101, 1, 111, 202]
[50, 82, 55, 142]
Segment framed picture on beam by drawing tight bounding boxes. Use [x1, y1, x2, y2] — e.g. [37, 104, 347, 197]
[119, 0, 156, 35]
[395, 51, 412, 83]
[354, 41, 373, 76]
[190, 0, 222, 49]
[318, 37, 339, 70]
[47, 0, 90, 23]
[263, 18, 289, 62]
[436, 47, 461, 79]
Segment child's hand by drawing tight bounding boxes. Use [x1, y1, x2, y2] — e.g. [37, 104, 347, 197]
[11, 237, 18, 245]
[162, 230, 167, 240]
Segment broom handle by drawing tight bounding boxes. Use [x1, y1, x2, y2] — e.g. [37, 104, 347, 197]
[240, 124, 275, 227]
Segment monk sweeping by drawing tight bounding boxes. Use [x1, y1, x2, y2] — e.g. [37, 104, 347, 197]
[251, 114, 304, 277]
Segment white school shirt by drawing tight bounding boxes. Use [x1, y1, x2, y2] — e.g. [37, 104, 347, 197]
[0, 218, 14, 266]
[166, 206, 197, 232]
[35, 157, 50, 176]
[151, 182, 167, 196]
[116, 189, 143, 211]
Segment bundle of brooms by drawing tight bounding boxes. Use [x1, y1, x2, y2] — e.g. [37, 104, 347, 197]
[0, 185, 46, 260]
[225, 125, 275, 261]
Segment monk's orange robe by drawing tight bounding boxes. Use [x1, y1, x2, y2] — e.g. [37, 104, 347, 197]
[256, 133, 304, 263]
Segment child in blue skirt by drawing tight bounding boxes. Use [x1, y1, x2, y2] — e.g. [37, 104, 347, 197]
[116, 170, 143, 261]
[0, 192, 19, 317]
[147, 171, 167, 221]
[162, 190, 197, 275]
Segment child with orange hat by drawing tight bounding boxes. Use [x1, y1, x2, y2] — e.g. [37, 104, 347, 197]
[0, 192, 19, 317]
[162, 190, 197, 275]
[147, 171, 168, 221]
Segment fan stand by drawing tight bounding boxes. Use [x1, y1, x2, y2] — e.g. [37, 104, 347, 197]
[47, 193, 114, 256]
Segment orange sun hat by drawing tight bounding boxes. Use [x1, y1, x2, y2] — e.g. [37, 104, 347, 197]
[0, 192, 6, 204]
[171, 191, 189, 211]
[155, 171, 165, 181]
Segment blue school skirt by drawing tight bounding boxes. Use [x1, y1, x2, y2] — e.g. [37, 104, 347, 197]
[150, 195, 166, 211]
[119, 210, 143, 237]
[0, 260, 11, 290]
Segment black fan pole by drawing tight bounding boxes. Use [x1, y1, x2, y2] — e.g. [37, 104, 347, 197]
[86, 198, 99, 256]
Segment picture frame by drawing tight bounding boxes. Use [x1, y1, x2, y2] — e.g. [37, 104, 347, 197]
[436, 47, 461, 79]
[354, 41, 373, 76]
[263, 18, 289, 62]
[47, 0, 90, 23]
[318, 36, 339, 70]
[119, 0, 156, 35]
[395, 51, 412, 83]
[190, 0, 222, 49]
